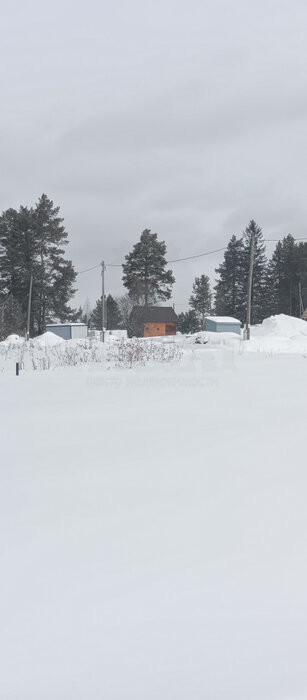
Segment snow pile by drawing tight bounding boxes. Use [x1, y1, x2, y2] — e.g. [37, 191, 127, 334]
[253, 313, 307, 338]
[34, 331, 64, 347]
[192, 315, 307, 355]
[247, 314, 307, 354]
[1, 333, 24, 346]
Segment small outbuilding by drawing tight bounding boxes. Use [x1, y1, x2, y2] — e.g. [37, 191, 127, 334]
[45, 323, 88, 340]
[205, 316, 241, 335]
[128, 306, 178, 338]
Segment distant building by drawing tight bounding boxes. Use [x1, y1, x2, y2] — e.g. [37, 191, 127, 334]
[45, 323, 88, 340]
[205, 316, 241, 335]
[128, 306, 178, 338]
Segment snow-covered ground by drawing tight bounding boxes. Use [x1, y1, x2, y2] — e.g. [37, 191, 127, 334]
[0, 316, 307, 699]
[1, 314, 307, 375]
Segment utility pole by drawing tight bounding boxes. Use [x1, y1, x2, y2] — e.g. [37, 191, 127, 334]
[245, 231, 255, 340]
[26, 275, 33, 341]
[101, 261, 106, 342]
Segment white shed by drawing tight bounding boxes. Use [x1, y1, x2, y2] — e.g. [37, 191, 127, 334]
[45, 323, 88, 340]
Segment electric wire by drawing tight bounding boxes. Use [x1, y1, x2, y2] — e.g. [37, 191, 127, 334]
[76, 263, 101, 275]
[76, 238, 307, 274]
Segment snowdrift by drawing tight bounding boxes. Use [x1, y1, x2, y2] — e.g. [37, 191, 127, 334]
[252, 313, 307, 338]
[34, 331, 64, 347]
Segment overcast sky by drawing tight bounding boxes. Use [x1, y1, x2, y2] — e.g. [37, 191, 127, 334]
[1, 0, 307, 311]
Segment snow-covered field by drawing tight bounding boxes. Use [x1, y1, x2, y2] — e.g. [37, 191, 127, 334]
[1, 316, 307, 700]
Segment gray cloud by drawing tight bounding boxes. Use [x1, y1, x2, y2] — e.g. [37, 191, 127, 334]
[1, 0, 307, 309]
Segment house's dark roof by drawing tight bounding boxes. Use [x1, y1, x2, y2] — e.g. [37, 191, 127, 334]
[130, 306, 178, 323]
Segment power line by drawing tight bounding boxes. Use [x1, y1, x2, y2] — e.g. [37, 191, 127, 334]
[105, 245, 228, 268]
[76, 237, 307, 274]
[75, 245, 228, 273]
[76, 263, 101, 275]
[166, 246, 227, 263]
[264, 237, 307, 241]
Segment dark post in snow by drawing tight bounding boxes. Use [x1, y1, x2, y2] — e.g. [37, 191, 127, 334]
[246, 231, 255, 341]
[16, 362, 19, 376]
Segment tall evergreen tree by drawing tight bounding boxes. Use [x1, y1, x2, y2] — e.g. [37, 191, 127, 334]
[214, 222, 267, 325]
[106, 295, 122, 329]
[214, 235, 245, 320]
[0, 295, 24, 340]
[189, 274, 212, 329]
[33, 194, 77, 333]
[241, 220, 268, 325]
[122, 229, 175, 305]
[0, 194, 77, 336]
[297, 241, 307, 314]
[90, 298, 104, 330]
[265, 235, 307, 317]
[90, 295, 122, 330]
[263, 240, 283, 318]
[0, 207, 32, 311]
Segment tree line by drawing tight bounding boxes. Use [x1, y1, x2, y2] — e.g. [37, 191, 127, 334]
[89, 222, 307, 333]
[178, 220, 307, 333]
[1, 197, 306, 339]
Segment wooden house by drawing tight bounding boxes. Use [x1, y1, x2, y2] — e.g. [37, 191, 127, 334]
[128, 306, 178, 338]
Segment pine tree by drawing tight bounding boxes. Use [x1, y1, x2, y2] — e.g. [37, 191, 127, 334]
[90, 295, 123, 330]
[177, 310, 201, 334]
[214, 222, 267, 325]
[33, 194, 77, 333]
[241, 220, 268, 325]
[189, 274, 212, 329]
[263, 241, 283, 318]
[297, 241, 307, 314]
[265, 236, 307, 317]
[0, 206, 37, 332]
[90, 298, 103, 330]
[0, 195, 77, 336]
[106, 295, 122, 329]
[0, 207, 31, 309]
[122, 229, 175, 305]
[214, 235, 245, 321]
[0, 295, 24, 340]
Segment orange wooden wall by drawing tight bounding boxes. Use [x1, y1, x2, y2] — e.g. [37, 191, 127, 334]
[144, 323, 176, 337]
